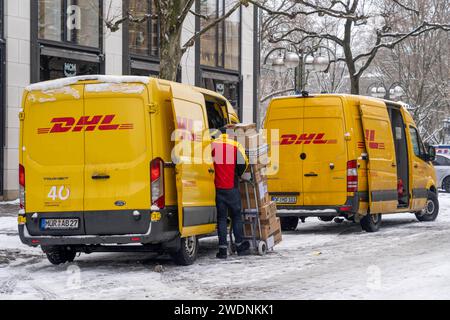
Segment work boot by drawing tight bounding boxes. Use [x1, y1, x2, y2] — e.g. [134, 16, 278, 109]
[236, 241, 250, 256]
[216, 248, 227, 259]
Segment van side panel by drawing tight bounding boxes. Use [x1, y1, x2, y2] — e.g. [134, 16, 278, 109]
[346, 99, 369, 214]
[22, 85, 85, 213]
[403, 109, 434, 210]
[149, 80, 177, 207]
[359, 102, 398, 213]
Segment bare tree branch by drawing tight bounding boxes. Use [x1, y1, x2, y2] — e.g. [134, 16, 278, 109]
[181, 0, 248, 54]
[178, 0, 196, 24]
[391, 0, 420, 16]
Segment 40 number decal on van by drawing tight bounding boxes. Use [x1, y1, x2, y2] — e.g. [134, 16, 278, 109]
[37, 115, 134, 134]
[280, 133, 337, 145]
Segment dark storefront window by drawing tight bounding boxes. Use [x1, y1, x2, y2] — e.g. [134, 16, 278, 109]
[202, 75, 240, 114]
[200, 0, 240, 71]
[38, 0, 101, 48]
[198, 0, 242, 117]
[123, 0, 161, 76]
[128, 0, 159, 57]
[40, 55, 101, 80]
[33, 0, 103, 82]
[66, 0, 100, 47]
[38, 0, 63, 41]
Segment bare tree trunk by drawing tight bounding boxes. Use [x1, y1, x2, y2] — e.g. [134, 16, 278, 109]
[156, 0, 187, 81]
[343, 18, 360, 95]
[349, 75, 360, 95]
[159, 25, 183, 81]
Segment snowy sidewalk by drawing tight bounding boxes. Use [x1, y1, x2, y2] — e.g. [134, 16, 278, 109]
[1, 194, 449, 300]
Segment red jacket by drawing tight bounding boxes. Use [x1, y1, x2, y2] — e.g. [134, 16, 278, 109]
[211, 134, 247, 190]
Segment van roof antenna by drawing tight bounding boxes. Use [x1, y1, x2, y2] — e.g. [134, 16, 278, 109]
[301, 90, 309, 97]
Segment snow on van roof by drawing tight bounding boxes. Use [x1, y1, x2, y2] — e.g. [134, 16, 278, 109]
[25, 75, 150, 92]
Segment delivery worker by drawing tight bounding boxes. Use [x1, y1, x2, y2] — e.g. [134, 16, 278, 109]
[211, 127, 250, 259]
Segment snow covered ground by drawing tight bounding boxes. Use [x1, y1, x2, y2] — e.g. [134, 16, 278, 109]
[1, 193, 450, 300]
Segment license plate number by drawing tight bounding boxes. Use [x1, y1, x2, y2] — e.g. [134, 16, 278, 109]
[271, 196, 297, 204]
[40, 218, 79, 230]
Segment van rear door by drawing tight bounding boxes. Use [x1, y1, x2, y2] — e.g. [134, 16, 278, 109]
[22, 85, 85, 235]
[83, 82, 151, 235]
[302, 97, 347, 206]
[170, 83, 217, 237]
[265, 98, 304, 206]
[360, 103, 398, 213]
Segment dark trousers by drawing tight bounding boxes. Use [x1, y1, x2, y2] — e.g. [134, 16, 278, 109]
[216, 188, 244, 248]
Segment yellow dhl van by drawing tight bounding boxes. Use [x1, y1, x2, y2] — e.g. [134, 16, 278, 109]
[18, 75, 238, 265]
[264, 94, 438, 232]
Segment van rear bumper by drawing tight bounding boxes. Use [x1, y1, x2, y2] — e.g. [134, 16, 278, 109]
[275, 194, 362, 217]
[18, 208, 179, 247]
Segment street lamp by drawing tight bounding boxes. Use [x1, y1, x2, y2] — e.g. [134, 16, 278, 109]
[271, 56, 288, 73]
[263, 46, 335, 94]
[284, 51, 300, 69]
[367, 82, 405, 101]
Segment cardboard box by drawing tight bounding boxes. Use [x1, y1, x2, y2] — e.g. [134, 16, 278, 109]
[260, 213, 277, 226]
[244, 216, 281, 240]
[252, 166, 268, 183]
[230, 123, 256, 132]
[240, 179, 270, 206]
[273, 228, 282, 245]
[259, 201, 277, 221]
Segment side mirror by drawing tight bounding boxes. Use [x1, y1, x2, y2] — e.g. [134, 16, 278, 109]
[426, 145, 436, 162]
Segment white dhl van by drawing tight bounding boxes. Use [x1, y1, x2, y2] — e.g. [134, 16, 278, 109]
[18, 75, 238, 265]
[264, 94, 439, 232]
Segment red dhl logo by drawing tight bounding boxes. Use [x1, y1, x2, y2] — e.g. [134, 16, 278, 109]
[37, 115, 133, 134]
[280, 133, 337, 145]
[358, 130, 385, 150]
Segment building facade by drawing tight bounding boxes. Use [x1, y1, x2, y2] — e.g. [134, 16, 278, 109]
[0, 0, 259, 200]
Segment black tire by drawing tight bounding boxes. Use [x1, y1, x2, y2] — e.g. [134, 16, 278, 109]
[415, 191, 439, 222]
[360, 213, 382, 232]
[42, 246, 76, 265]
[443, 177, 450, 193]
[280, 217, 299, 231]
[170, 236, 199, 266]
[318, 216, 334, 222]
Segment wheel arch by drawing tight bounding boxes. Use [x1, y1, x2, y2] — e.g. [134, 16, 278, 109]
[428, 184, 437, 194]
[441, 175, 450, 188]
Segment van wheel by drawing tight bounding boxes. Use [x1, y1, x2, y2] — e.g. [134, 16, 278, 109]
[415, 191, 439, 222]
[360, 213, 382, 232]
[280, 217, 299, 231]
[443, 177, 450, 193]
[42, 246, 77, 265]
[318, 216, 334, 222]
[170, 236, 198, 266]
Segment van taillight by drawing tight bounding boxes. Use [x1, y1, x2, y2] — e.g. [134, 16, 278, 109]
[19, 164, 25, 210]
[150, 158, 165, 209]
[347, 160, 358, 193]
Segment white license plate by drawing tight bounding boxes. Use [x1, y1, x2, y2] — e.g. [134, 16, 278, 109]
[272, 196, 297, 204]
[40, 218, 79, 230]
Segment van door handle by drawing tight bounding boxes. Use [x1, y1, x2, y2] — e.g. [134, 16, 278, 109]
[304, 173, 318, 177]
[208, 168, 215, 174]
[392, 163, 396, 167]
[92, 174, 110, 180]
[414, 163, 418, 168]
